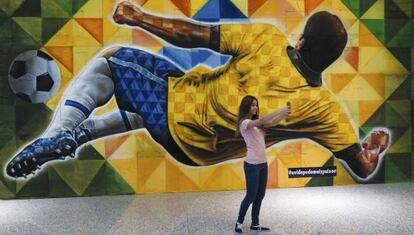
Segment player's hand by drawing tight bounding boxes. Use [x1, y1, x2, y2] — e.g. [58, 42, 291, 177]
[113, 1, 143, 25]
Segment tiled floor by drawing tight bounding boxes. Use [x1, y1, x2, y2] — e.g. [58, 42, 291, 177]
[1, 183, 413, 235]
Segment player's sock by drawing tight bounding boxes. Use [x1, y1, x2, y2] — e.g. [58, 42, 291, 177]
[74, 110, 143, 145]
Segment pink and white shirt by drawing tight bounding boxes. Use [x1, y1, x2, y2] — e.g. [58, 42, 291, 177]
[240, 119, 267, 164]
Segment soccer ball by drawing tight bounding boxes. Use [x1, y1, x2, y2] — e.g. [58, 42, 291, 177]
[8, 50, 61, 103]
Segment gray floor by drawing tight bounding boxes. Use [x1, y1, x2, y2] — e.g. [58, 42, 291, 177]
[1, 183, 414, 235]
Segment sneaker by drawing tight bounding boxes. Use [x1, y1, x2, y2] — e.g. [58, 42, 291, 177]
[250, 225, 270, 231]
[6, 131, 78, 178]
[235, 222, 243, 234]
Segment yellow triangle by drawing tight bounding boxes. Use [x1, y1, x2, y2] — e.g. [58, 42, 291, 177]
[338, 75, 383, 101]
[277, 157, 311, 188]
[143, 159, 166, 193]
[231, 0, 248, 16]
[323, 0, 358, 29]
[301, 141, 332, 166]
[143, 0, 186, 16]
[190, 0, 209, 16]
[360, 47, 409, 74]
[250, 0, 278, 20]
[333, 158, 357, 185]
[361, 0, 384, 19]
[72, 20, 102, 46]
[103, 21, 133, 45]
[347, 21, 359, 47]
[177, 163, 202, 188]
[74, 0, 103, 18]
[341, 100, 359, 126]
[199, 166, 221, 189]
[73, 46, 102, 74]
[171, 160, 201, 191]
[108, 157, 139, 193]
[91, 139, 106, 157]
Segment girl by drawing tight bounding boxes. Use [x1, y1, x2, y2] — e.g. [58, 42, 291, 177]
[235, 95, 290, 233]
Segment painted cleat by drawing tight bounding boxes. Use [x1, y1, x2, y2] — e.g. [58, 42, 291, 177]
[6, 131, 78, 178]
[72, 124, 92, 146]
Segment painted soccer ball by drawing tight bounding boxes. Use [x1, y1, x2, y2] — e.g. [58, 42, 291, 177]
[8, 50, 61, 103]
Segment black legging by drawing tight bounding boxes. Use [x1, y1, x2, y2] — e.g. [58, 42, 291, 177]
[237, 161, 268, 225]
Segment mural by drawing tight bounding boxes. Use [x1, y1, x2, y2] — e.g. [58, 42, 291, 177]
[0, 0, 412, 199]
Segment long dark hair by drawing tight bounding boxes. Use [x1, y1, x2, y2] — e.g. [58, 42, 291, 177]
[235, 95, 259, 136]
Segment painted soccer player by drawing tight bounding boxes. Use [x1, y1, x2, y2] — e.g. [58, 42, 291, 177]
[6, 1, 389, 183]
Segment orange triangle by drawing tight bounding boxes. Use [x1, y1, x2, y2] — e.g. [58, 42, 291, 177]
[75, 18, 104, 44]
[165, 159, 180, 192]
[171, 0, 191, 17]
[132, 29, 163, 47]
[358, 100, 383, 125]
[344, 47, 359, 71]
[105, 135, 130, 158]
[305, 0, 325, 15]
[44, 46, 73, 73]
[329, 73, 356, 94]
[248, 0, 267, 16]
[360, 74, 385, 98]
[359, 22, 382, 46]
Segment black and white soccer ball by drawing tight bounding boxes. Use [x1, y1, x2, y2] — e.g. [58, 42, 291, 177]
[8, 50, 61, 103]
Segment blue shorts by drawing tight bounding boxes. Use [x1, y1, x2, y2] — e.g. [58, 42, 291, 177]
[107, 47, 184, 139]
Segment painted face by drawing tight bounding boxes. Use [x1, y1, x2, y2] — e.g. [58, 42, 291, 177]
[250, 99, 258, 117]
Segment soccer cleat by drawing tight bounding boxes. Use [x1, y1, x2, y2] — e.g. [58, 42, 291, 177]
[72, 124, 92, 146]
[6, 131, 78, 178]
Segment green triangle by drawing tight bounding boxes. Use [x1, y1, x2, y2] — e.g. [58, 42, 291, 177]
[51, 160, 105, 196]
[0, 8, 8, 17]
[342, 0, 360, 18]
[47, 166, 77, 197]
[12, 17, 42, 43]
[15, 103, 51, 136]
[42, 17, 70, 44]
[12, 0, 41, 17]
[389, 127, 411, 153]
[360, 0, 377, 17]
[15, 169, 50, 198]
[0, 0, 25, 16]
[0, 18, 12, 46]
[387, 21, 414, 49]
[11, 20, 41, 47]
[384, 155, 410, 183]
[0, 135, 17, 164]
[384, 101, 409, 127]
[41, 0, 70, 18]
[306, 157, 334, 187]
[361, 19, 385, 44]
[387, 47, 411, 75]
[387, 100, 411, 124]
[77, 145, 105, 160]
[54, 0, 88, 16]
[392, 0, 412, 18]
[385, 19, 409, 44]
[385, 0, 409, 19]
[104, 163, 135, 195]
[82, 162, 135, 196]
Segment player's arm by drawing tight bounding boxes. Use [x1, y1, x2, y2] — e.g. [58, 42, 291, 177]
[113, 1, 219, 52]
[247, 104, 291, 129]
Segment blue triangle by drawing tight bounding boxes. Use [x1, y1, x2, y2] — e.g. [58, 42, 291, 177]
[191, 49, 213, 67]
[220, 0, 247, 19]
[192, 0, 221, 22]
[159, 47, 192, 70]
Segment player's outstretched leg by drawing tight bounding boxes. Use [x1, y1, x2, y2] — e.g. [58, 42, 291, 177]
[73, 109, 144, 147]
[6, 56, 115, 178]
